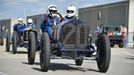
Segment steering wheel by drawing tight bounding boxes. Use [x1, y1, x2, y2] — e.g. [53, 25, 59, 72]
[56, 12, 64, 22]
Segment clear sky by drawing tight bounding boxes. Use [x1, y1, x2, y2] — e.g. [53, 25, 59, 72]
[0, 0, 126, 20]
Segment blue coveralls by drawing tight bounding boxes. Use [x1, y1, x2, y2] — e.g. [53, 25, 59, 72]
[40, 15, 60, 39]
[13, 23, 27, 35]
[13, 23, 27, 41]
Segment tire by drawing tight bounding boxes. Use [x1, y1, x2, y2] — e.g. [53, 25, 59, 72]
[40, 32, 50, 72]
[28, 32, 36, 65]
[0, 38, 4, 46]
[75, 59, 83, 66]
[96, 34, 111, 73]
[119, 42, 124, 48]
[6, 32, 10, 52]
[12, 32, 17, 54]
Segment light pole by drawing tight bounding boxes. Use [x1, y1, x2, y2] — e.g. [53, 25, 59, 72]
[23, 9, 26, 23]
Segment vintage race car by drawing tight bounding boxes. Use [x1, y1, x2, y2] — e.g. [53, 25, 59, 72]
[102, 25, 124, 48]
[27, 14, 111, 73]
[6, 24, 38, 54]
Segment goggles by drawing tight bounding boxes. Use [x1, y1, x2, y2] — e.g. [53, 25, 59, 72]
[28, 23, 32, 24]
[18, 20, 23, 22]
[67, 10, 74, 13]
[49, 10, 57, 13]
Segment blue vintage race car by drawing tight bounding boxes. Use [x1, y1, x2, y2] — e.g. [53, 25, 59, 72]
[27, 13, 111, 73]
[6, 24, 38, 55]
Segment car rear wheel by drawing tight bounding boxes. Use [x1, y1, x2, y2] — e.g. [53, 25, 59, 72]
[119, 42, 124, 48]
[75, 59, 83, 66]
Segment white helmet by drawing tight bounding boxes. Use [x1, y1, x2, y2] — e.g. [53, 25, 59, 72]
[18, 18, 23, 24]
[47, 4, 57, 17]
[27, 18, 33, 24]
[67, 5, 76, 17]
[18, 18, 23, 22]
[48, 4, 57, 11]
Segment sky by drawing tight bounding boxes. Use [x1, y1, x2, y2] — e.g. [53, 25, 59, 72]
[0, 0, 126, 20]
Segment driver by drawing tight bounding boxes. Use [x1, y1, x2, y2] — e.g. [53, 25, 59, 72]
[56, 5, 77, 41]
[40, 4, 61, 42]
[13, 18, 26, 32]
[64, 5, 96, 56]
[27, 18, 36, 29]
[64, 5, 77, 21]
[13, 18, 26, 40]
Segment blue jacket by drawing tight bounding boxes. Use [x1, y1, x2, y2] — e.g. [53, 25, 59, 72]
[40, 15, 60, 32]
[13, 23, 27, 33]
